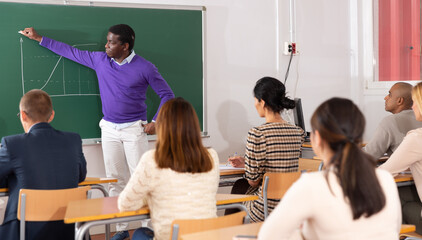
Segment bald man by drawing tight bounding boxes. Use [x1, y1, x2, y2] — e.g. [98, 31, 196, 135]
[365, 82, 422, 159]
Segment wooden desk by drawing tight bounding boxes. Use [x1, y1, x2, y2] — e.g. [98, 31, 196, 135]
[219, 166, 245, 187]
[79, 177, 117, 186]
[302, 142, 312, 148]
[65, 194, 258, 240]
[181, 222, 262, 240]
[0, 177, 117, 197]
[395, 173, 414, 187]
[220, 168, 245, 177]
[180, 222, 413, 240]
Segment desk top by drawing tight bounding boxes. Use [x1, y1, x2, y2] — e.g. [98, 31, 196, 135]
[220, 168, 245, 176]
[79, 177, 117, 186]
[303, 142, 367, 149]
[180, 222, 411, 240]
[64, 194, 258, 224]
[302, 142, 312, 148]
[0, 177, 117, 194]
[181, 222, 262, 240]
[395, 173, 413, 183]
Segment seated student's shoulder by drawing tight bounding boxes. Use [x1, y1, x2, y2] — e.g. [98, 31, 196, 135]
[375, 168, 396, 186]
[138, 149, 158, 168]
[375, 114, 397, 128]
[206, 148, 220, 169]
[141, 149, 156, 161]
[207, 148, 218, 160]
[55, 130, 83, 141]
[401, 128, 422, 145]
[407, 127, 422, 136]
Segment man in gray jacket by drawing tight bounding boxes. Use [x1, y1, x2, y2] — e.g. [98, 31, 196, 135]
[365, 82, 422, 159]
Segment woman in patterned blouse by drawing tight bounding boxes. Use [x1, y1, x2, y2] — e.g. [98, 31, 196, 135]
[228, 76, 305, 222]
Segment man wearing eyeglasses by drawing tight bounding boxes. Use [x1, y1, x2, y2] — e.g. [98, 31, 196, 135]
[0, 89, 87, 240]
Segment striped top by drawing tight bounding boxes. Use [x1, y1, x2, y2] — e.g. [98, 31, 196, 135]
[244, 122, 305, 222]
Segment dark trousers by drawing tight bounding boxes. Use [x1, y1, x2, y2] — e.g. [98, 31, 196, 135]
[399, 185, 422, 234]
[225, 178, 250, 215]
[0, 219, 76, 240]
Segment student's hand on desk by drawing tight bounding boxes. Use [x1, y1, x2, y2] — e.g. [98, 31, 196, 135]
[228, 156, 245, 168]
[19, 27, 42, 42]
[142, 122, 156, 135]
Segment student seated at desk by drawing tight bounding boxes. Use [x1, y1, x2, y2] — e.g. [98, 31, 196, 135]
[0, 90, 87, 240]
[380, 82, 422, 234]
[364, 82, 422, 159]
[259, 97, 401, 240]
[227, 77, 305, 222]
[118, 98, 219, 240]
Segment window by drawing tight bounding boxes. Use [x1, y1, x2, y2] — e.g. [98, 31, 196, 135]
[377, 0, 420, 82]
[363, 0, 421, 92]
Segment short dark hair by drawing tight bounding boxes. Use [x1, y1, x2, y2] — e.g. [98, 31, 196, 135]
[108, 24, 135, 51]
[253, 76, 295, 113]
[20, 89, 53, 122]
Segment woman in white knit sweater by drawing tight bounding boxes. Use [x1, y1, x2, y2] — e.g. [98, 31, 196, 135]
[118, 98, 219, 240]
[380, 81, 422, 234]
[258, 97, 401, 240]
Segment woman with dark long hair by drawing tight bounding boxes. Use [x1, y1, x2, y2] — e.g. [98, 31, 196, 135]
[118, 98, 219, 240]
[258, 97, 401, 239]
[228, 76, 305, 222]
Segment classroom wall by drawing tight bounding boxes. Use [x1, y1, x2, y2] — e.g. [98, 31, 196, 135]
[1, 0, 387, 175]
[82, 0, 362, 175]
[59, 0, 362, 175]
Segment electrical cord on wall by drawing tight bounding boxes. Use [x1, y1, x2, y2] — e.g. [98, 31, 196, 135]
[284, 49, 294, 85]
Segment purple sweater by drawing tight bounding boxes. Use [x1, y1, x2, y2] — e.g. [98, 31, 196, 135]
[40, 37, 174, 123]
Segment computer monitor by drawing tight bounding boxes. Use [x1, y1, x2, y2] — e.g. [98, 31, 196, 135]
[293, 98, 309, 140]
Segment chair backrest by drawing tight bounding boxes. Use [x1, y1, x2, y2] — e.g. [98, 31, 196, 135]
[262, 172, 301, 219]
[298, 158, 323, 172]
[17, 186, 91, 221]
[262, 172, 301, 199]
[170, 211, 246, 240]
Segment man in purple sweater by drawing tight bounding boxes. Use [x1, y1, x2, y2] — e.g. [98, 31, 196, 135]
[21, 24, 174, 240]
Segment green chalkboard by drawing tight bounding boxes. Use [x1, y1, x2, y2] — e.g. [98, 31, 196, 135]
[0, 2, 204, 139]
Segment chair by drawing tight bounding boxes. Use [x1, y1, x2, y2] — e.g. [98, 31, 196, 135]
[17, 186, 91, 240]
[170, 211, 246, 240]
[298, 158, 323, 172]
[262, 172, 301, 219]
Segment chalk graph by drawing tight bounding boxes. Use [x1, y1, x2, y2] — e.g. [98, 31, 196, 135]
[20, 37, 100, 97]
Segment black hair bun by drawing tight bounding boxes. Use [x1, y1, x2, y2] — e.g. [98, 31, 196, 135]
[281, 97, 295, 110]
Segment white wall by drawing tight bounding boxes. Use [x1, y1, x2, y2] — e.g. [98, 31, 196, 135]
[65, 0, 361, 176]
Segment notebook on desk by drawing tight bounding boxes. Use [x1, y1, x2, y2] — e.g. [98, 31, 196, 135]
[219, 164, 245, 170]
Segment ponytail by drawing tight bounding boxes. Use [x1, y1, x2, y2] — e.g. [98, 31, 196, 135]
[312, 98, 386, 219]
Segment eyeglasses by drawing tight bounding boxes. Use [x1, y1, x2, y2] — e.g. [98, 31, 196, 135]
[17, 111, 28, 118]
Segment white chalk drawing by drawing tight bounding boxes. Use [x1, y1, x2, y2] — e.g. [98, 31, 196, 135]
[20, 38, 100, 97]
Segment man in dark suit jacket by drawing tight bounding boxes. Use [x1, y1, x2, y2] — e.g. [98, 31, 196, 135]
[0, 89, 87, 240]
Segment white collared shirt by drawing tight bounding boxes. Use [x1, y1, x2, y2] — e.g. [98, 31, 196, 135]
[111, 50, 136, 66]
